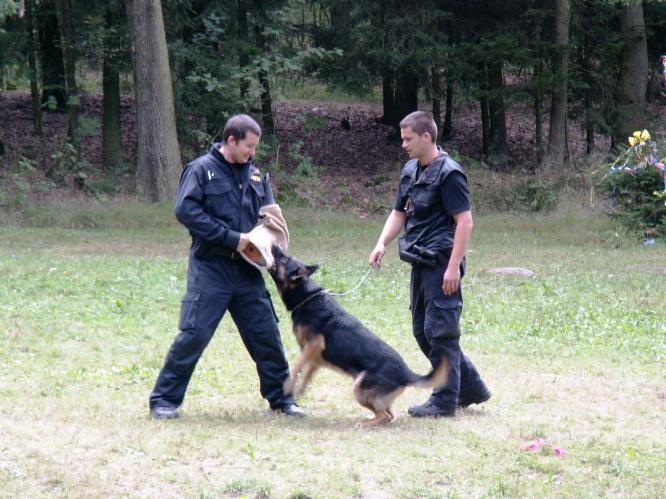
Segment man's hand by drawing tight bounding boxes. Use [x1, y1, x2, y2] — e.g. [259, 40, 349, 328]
[442, 264, 461, 295]
[236, 233, 250, 252]
[369, 243, 385, 268]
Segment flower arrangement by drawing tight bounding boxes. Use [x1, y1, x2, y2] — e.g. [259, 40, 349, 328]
[603, 130, 666, 240]
[607, 130, 666, 191]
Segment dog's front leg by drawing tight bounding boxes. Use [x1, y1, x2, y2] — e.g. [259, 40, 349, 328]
[284, 335, 325, 397]
[295, 362, 319, 398]
[283, 352, 307, 395]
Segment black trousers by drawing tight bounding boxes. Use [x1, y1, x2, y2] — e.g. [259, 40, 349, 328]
[410, 261, 485, 410]
[149, 254, 294, 411]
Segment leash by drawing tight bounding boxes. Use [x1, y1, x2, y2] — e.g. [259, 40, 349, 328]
[291, 265, 378, 311]
[326, 265, 377, 297]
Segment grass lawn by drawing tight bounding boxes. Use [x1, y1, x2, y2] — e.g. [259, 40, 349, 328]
[0, 203, 664, 498]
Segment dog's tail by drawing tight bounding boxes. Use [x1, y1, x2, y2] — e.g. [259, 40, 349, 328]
[410, 356, 449, 389]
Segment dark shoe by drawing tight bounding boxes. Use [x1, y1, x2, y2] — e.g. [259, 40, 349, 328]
[458, 387, 492, 408]
[150, 406, 179, 420]
[275, 403, 306, 417]
[408, 400, 456, 418]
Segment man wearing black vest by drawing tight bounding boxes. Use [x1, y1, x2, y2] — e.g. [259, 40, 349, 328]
[369, 111, 491, 418]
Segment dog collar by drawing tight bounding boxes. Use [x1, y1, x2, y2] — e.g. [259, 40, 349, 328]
[290, 289, 327, 312]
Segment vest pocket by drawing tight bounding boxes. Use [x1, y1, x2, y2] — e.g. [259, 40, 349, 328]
[409, 183, 438, 215]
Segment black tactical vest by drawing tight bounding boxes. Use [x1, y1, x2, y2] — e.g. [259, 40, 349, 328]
[400, 154, 466, 253]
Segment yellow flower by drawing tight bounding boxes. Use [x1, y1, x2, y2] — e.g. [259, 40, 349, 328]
[628, 129, 651, 147]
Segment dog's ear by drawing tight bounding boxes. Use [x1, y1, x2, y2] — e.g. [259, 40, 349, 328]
[292, 264, 318, 280]
[304, 264, 319, 276]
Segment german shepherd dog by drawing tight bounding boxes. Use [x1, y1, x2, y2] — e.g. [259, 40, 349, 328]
[268, 245, 447, 427]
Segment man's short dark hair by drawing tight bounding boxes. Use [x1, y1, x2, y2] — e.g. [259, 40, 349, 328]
[223, 114, 262, 143]
[400, 111, 437, 143]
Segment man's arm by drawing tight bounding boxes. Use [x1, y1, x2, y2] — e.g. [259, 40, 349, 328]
[368, 209, 407, 266]
[442, 210, 473, 295]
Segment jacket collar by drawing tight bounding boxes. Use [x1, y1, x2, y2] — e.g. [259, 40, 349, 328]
[210, 142, 254, 169]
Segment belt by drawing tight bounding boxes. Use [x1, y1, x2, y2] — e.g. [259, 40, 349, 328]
[212, 246, 242, 260]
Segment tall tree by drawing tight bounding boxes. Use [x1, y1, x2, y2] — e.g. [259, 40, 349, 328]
[102, 1, 124, 171]
[546, 0, 571, 169]
[441, 77, 454, 141]
[614, 0, 648, 145]
[24, 0, 42, 135]
[253, 0, 275, 137]
[124, 0, 181, 201]
[393, 62, 418, 128]
[487, 61, 507, 156]
[236, 0, 250, 103]
[37, 0, 66, 109]
[57, 0, 79, 142]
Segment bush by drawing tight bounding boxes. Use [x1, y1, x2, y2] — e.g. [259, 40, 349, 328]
[602, 130, 666, 239]
[604, 167, 666, 238]
[510, 179, 559, 212]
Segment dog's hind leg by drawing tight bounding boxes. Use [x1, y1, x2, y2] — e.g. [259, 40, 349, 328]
[352, 375, 398, 427]
[354, 385, 405, 427]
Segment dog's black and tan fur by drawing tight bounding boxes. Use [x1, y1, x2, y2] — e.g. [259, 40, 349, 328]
[268, 245, 448, 426]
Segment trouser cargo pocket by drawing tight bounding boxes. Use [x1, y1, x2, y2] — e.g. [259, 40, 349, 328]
[178, 292, 201, 331]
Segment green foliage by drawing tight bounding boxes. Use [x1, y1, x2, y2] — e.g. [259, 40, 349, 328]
[288, 141, 319, 177]
[223, 478, 271, 498]
[41, 95, 57, 111]
[89, 177, 121, 195]
[76, 116, 99, 139]
[0, 0, 18, 23]
[602, 133, 666, 239]
[302, 112, 328, 133]
[48, 142, 92, 186]
[164, 1, 340, 144]
[0, 156, 35, 210]
[510, 180, 559, 213]
[604, 167, 666, 238]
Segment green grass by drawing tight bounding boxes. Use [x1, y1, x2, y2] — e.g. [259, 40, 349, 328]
[1, 203, 665, 497]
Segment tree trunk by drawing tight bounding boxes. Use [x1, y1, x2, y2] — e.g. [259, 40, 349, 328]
[381, 69, 395, 126]
[379, 1, 395, 126]
[431, 66, 442, 142]
[534, 61, 544, 165]
[488, 62, 506, 156]
[614, 0, 648, 145]
[37, 0, 66, 110]
[102, 2, 123, 171]
[584, 56, 595, 155]
[25, 0, 42, 135]
[124, 0, 182, 201]
[393, 63, 418, 126]
[546, 0, 571, 169]
[57, 0, 79, 142]
[479, 65, 490, 156]
[442, 77, 453, 141]
[253, 5, 275, 137]
[237, 0, 250, 102]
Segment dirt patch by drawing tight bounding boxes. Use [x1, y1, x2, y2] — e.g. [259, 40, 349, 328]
[1, 90, 625, 217]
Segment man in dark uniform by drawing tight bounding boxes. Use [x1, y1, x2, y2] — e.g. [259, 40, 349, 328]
[369, 111, 491, 418]
[149, 114, 304, 419]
